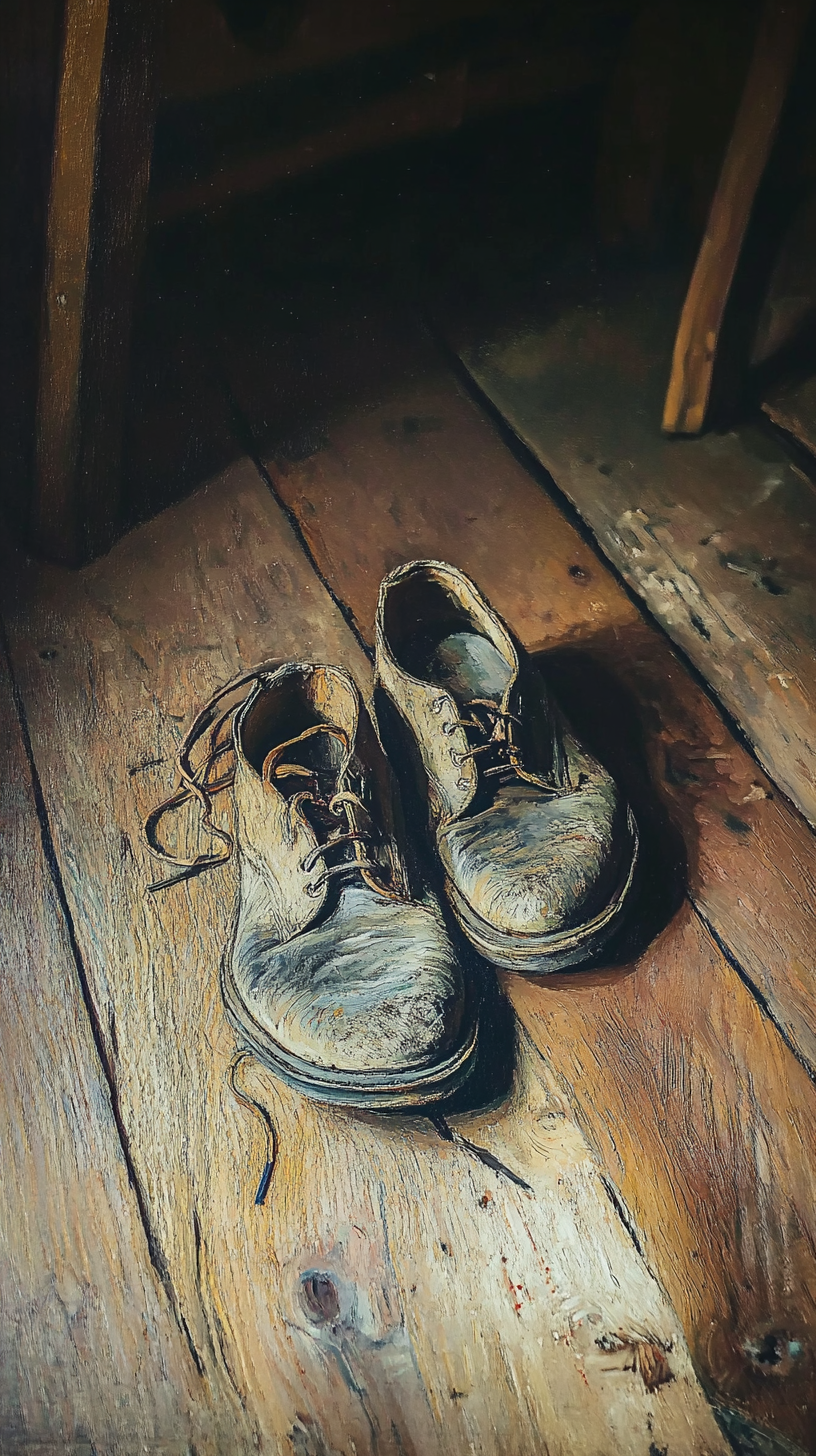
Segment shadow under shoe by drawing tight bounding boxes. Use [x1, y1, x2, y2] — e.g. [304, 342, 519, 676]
[536, 644, 687, 969]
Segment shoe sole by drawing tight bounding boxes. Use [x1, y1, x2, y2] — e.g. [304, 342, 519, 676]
[443, 809, 640, 973]
[220, 943, 481, 1109]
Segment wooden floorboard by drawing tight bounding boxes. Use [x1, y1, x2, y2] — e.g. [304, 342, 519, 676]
[447, 264, 816, 835]
[0, 457, 730, 1454]
[223, 314, 816, 1449]
[0, 642, 212, 1452]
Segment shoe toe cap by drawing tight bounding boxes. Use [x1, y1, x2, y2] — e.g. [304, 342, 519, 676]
[235, 888, 467, 1076]
[442, 769, 633, 938]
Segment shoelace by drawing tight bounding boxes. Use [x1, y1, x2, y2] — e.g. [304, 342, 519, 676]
[144, 666, 397, 899]
[441, 696, 570, 795]
[151, 670, 533, 1199]
[228, 1051, 278, 1205]
[264, 726, 401, 902]
[144, 662, 275, 891]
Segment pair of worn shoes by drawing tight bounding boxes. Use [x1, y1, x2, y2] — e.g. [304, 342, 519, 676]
[146, 561, 638, 1110]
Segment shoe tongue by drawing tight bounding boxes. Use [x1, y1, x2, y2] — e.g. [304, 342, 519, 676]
[427, 631, 562, 789]
[425, 630, 514, 707]
[295, 725, 347, 778]
[264, 724, 350, 806]
[282, 728, 382, 876]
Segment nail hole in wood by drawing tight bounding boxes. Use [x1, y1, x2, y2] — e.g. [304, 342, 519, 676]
[744, 1330, 803, 1374]
[300, 1272, 340, 1326]
[689, 612, 711, 641]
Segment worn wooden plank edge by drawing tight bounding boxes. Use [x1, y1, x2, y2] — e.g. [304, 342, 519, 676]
[454, 335, 816, 809]
[509, 907, 816, 1454]
[261, 303, 816, 1092]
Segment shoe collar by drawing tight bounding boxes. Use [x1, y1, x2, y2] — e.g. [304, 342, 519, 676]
[234, 662, 360, 775]
[376, 559, 519, 682]
[376, 561, 522, 823]
[376, 561, 567, 822]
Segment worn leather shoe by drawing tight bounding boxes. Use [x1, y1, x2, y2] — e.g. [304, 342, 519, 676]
[375, 561, 638, 972]
[146, 661, 478, 1106]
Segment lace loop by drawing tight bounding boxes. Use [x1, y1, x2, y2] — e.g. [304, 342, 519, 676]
[301, 832, 368, 875]
[145, 669, 401, 901]
[145, 660, 281, 891]
[291, 773, 400, 902]
[306, 859, 386, 897]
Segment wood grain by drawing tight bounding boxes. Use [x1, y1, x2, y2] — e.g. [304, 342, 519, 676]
[662, 0, 811, 435]
[1, 458, 728, 1453]
[0, 648, 211, 1450]
[510, 902, 816, 1450]
[227, 327, 816, 1444]
[238, 311, 816, 1080]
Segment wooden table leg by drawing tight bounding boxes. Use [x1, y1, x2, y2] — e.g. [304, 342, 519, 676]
[32, 0, 160, 564]
[662, 0, 811, 436]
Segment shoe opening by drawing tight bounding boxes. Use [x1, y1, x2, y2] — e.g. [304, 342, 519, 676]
[240, 665, 357, 776]
[382, 562, 515, 698]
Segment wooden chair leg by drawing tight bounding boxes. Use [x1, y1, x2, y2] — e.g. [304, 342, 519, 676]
[32, 0, 160, 564]
[662, 0, 811, 436]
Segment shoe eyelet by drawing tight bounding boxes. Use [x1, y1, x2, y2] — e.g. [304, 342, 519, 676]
[442, 721, 455, 736]
[456, 776, 470, 790]
[431, 697, 445, 714]
[306, 881, 323, 898]
[450, 749, 463, 765]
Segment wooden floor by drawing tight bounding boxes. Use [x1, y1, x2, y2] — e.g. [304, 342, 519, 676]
[2, 291, 816, 1454]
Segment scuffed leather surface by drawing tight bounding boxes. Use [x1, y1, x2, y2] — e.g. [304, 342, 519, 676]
[233, 749, 327, 943]
[375, 666, 477, 823]
[438, 735, 630, 935]
[234, 885, 465, 1072]
[376, 561, 565, 826]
